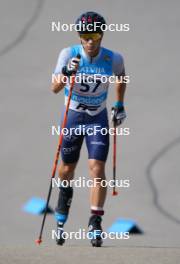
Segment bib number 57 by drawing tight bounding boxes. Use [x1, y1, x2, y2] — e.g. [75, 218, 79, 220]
[80, 79, 101, 93]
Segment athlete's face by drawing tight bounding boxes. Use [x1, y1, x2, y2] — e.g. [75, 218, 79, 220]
[79, 33, 103, 57]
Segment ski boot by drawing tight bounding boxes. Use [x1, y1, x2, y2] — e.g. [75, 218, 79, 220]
[88, 215, 103, 247]
[55, 186, 73, 246]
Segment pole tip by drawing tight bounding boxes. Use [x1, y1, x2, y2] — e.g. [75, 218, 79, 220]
[112, 191, 118, 196]
[35, 238, 42, 245]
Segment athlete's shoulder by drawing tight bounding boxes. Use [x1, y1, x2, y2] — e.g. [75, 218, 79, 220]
[100, 47, 124, 74]
[106, 49, 125, 76]
[57, 46, 72, 61]
[54, 46, 73, 74]
[103, 45, 123, 56]
[101, 47, 124, 63]
[58, 44, 80, 56]
[101, 47, 114, 58]
[68, 44, 82, 57]
[113, 51, 124, 63]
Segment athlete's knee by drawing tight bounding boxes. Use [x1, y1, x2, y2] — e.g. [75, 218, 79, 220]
[58, 162, 76, 180]
[89, 160, 105, 179]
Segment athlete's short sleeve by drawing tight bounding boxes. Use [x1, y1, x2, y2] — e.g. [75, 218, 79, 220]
[112, 52, 125, 76]
[53, 47, 72, 74]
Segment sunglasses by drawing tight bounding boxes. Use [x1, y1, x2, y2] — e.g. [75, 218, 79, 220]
[79, 33, 102, 41]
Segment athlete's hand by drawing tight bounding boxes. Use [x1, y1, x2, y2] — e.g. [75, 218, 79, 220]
[62, 57, 80, 76]
[111, 102, 126, 126]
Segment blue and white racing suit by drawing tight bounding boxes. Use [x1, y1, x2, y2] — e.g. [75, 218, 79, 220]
[54, 44, 125, 162]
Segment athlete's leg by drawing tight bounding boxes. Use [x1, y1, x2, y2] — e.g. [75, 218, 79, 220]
[55, 148, 83, 245]
[55, 108, 84, 220]
[85, 108, 109, 215]
[87, 160, 107, 247]
[85, 109, 109, 246]
[55, 138, 84, 224]
[58, 160, 77, 181]
[88, 159, 107, 212]
[54, 109, 84, 245]
[55, 161, 77, 223]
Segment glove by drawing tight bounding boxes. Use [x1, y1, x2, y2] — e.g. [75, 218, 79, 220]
[111, 102, 126, 126]
[62, 56, 80, 77]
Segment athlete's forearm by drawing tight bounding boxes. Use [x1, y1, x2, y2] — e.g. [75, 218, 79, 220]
[115, 82, 126, 103]
[51, 73, 66, 93]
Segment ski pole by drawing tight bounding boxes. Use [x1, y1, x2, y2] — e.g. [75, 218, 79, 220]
[112, 122, 118, 196]
[36, 54, 81, 245]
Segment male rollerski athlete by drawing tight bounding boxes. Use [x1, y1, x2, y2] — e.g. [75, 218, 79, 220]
[51, 11, 127, 247]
